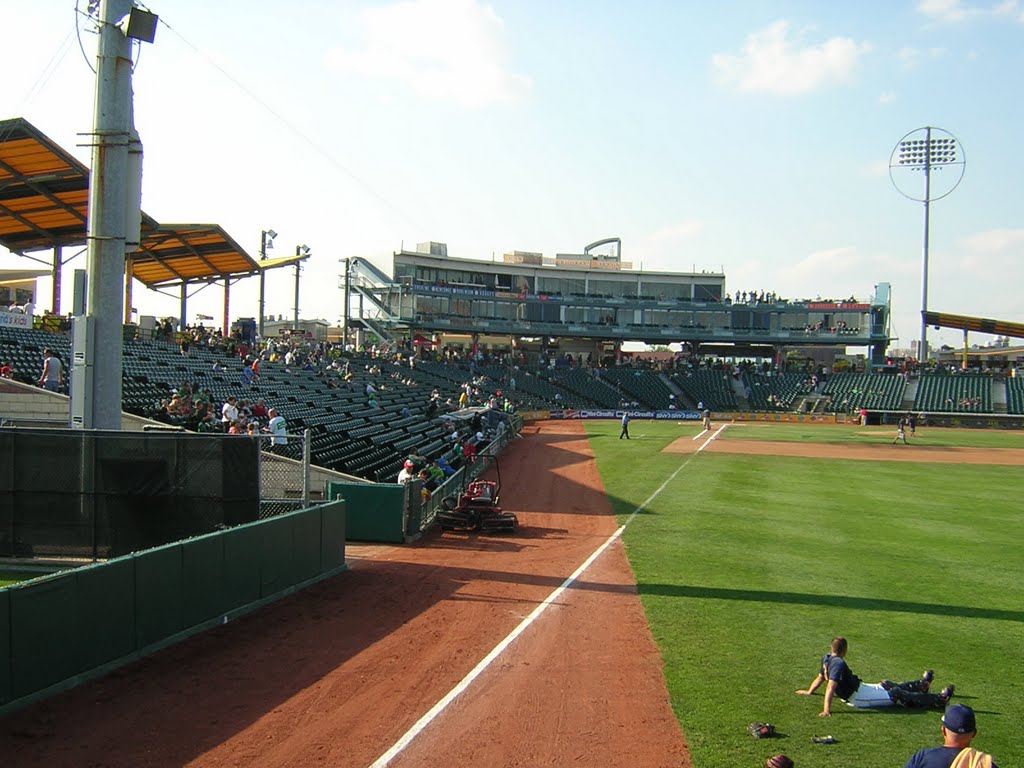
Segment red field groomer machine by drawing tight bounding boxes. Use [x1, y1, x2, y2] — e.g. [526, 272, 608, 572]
[436, 455, 518, 533]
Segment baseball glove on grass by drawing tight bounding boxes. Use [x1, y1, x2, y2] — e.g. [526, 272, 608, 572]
[748, 722, 776, 739]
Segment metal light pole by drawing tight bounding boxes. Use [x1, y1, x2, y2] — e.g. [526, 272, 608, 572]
[343, 257, 352, 350]
[293, 244, 311, 331]
[75, 0, 156, 429]
[890, 127, 965, 363]
[257, 228, 276, 338]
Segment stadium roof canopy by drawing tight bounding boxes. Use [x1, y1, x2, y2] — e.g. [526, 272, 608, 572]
[130, 224, 306, 289]
[924, 310, 1024, 341]
[0, 118, 303, 299]
[0, 117, 101, 252]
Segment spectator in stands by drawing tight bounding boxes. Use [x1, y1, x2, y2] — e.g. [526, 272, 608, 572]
[37, 348, 63, 392]
[418, 468, 439, 493]
[0, 360, 12, 379]
[265, 408, 287, 447]
[192, 401, 217, 432]
[462, 439, 477, 463]
[221, 396, 239, 431]
[250, 399, 268, 421]
[397, 459, 415, 484]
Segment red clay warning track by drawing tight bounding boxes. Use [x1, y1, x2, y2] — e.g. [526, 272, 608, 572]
[1, 421, 690, 768]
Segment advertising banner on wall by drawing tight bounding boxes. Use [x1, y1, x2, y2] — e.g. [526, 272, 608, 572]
[0, 312, 33, 328]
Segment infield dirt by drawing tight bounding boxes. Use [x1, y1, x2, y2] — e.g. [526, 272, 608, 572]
[0, 420, 690, 768]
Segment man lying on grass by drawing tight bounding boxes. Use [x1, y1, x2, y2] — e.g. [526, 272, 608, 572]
[796, 636, 954, 717]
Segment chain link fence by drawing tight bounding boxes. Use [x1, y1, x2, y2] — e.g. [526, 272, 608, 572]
[257, 429, 312, 519]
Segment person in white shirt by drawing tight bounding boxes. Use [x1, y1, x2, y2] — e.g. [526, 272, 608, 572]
[221, 396, 239, 431]
[397, 460, 415, 484]
[265, 408, 287, 446]
[38, 348, 63, 392]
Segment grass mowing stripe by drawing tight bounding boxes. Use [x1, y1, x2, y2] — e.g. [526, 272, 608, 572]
[586, 419, 1023, 768]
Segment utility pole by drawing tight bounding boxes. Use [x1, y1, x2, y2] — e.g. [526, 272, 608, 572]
[76, 0, 138, 429]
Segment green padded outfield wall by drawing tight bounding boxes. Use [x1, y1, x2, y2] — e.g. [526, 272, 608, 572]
[0, 589, 9, 705]
[326, 482, 408, 543]
[0, 499, 346, 711]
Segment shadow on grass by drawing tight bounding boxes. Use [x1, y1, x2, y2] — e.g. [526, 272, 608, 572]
[637, 583, 1024, 623]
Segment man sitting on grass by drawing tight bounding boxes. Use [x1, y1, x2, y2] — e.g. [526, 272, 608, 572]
[796, 636, 954, 717]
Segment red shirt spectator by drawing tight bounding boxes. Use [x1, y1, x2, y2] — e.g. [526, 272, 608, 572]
[462, 440, 477, 462]
[0, 361, 12, 378]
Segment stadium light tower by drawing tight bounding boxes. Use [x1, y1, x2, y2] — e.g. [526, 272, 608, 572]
[257, 228, 276, 338]
[889, 126, 965, 363]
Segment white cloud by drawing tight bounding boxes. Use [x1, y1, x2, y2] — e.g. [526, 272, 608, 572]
[862, 159, 891, 177]
[958, 228, 1024, 268]
[711, 20, 871, 95]
[324, 0, 531, 108]
[878, 90, 896, 104]
[916, 0, 1021, 22]
[632, 220, 704, 269]
[897, 46, 920, 68]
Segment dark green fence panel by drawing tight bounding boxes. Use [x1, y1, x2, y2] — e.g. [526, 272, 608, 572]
[326, 482, 405, 542]
[0, 589, 10, 705]
[222, 522, 265, 607]
[321, 500, 347, 572]
[291, 506, 325, 585]
[181, 533, 226, 628]
[256, 513, 295, 598]
[1, 500, 347, 715]
[74, 558, 136, 673]
[9, 575, 79, 697]
[134, 543, 185, 648]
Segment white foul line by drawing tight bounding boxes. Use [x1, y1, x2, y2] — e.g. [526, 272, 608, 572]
[368, 427, 721, 768]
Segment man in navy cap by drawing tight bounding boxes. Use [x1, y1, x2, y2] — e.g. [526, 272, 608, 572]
[903, 704, 996, 767]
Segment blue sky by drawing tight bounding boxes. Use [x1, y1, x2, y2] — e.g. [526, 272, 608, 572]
[3, 0, 1023, 352]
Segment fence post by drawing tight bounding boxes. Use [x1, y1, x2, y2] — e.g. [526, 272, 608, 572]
[303, 428, 312, 508]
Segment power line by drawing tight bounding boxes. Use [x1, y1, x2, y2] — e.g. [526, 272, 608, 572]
[156, 16, 424, 233]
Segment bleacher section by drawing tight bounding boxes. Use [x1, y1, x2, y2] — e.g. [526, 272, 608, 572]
[666, 369, 737, 411]
[913, 373, 993, 414]
[597, 367, 679, 409]
[1007, 377, 1024, 416]
[547, 368, 623, 408]
[822, 373, 906, 413]
[743, 372, 811, 411]
[6, 325, 1022, 481]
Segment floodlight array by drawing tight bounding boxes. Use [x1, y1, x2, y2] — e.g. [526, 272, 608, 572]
[897, 138, 959, 168]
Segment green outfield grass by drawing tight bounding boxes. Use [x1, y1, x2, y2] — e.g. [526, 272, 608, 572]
[587, 419, 1023, 768]
[0, 571, 36, 588]
[718, 421, 1024, 449]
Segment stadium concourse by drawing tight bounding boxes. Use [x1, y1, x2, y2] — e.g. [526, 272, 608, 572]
[2, 321, 1024, 476]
